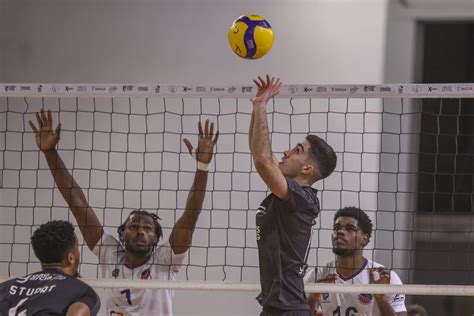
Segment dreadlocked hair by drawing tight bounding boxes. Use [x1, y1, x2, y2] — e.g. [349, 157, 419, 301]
[118, 210, 163, 247]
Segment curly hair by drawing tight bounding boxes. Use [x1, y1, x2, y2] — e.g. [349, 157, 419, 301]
[118, 210, 163, 248]
[31, 220, 76, 264]
[334, 206, 373, 240]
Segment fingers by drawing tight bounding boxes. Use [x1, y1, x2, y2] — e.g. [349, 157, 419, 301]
[369, 269, 374, 283]
[35, 112, 43, 129]
[254, 75, 282, 93]
[198, 119, 219, 140]
[254, 79, 262, 88]
[40, 109, 47, 125]
[198, 120, 203, 137]
[213, 130, 219, 145]
[47, 109, 52, 128]
[34, 109, 56, 130]
[55, 123, 61, 136]
[204, 119, 209, 138]
[369, 268, 391, 284]
[28, 120, 38, 134]
[209, 121, 214, 138]
[182, 138, 193, 155]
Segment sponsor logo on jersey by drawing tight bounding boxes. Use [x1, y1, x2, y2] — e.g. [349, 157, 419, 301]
[321, 293, 330, 301]
[112, 269, 120, 278]
[358, 293, 373, 305]
[393, 294, 405, 302]
[141, 268, 151, 280]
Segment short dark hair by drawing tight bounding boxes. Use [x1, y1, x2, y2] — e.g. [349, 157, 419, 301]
[334, 207, 373, 240]
[306, 134, 337, 180]
[118, 210, 163, 247]
[31, 220, 76, 264]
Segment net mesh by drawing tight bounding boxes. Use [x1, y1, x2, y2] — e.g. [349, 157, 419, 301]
[0, 83, 473, 291]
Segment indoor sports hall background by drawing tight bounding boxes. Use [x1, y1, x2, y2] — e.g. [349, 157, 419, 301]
[1, 1, 474, 315]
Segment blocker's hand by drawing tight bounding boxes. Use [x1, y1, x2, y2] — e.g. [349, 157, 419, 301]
[183, 119, 219, 164]
[29, 109, 61, 152]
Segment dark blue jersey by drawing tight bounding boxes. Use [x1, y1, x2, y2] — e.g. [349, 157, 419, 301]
[0, 269, 100, 316]
[256, 177, 320, 311]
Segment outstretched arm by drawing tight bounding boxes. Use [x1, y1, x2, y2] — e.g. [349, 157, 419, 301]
[169, 120, 218, 254]
[29, 109, 103, 251]
[250, 75, 288, 199]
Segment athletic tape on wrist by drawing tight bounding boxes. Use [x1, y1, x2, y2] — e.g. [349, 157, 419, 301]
[192, 151, 210, 171]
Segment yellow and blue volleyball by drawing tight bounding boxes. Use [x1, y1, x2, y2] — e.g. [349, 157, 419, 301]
[228, 14, 274, 60]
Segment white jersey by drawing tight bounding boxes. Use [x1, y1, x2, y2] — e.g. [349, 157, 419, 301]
[309, 259, 406, 316]
[92, 232, 186, 316]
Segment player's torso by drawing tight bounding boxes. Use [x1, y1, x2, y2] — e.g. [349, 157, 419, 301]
[319, 291, 379, 316]
[103, 257, 177, 316]
[255, 194, 314, 310]
[0, 271, 88, 315]
[319, 262, 381, 316]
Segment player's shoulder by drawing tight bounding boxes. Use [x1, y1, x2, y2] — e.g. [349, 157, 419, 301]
[98, 231, 120, 245]
[0, 277, 15, 290]
[366, 259, 385, 269]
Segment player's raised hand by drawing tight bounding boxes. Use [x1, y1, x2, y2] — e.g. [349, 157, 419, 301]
[252, 75, 282, 105]
[369, 267, 391, 285]
[28, 109, 61, 152]
[183, 119, 219, 164]
[317, 273, 337, 284]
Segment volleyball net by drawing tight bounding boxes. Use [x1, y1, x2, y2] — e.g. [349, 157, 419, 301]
[0, 83, 473, 297]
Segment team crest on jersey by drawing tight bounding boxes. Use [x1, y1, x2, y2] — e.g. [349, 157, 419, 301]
[358, 293, 373, 305]
[141, 268, 151, 279]
[321, 293, 330, 301]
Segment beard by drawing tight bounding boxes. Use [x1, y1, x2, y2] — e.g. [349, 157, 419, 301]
[332, 247, 355, 257]
[125, 242, 154, 256]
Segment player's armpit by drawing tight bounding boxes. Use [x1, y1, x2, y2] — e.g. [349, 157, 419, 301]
[66, 302, 91, 316]
[253, 156, 289, 199]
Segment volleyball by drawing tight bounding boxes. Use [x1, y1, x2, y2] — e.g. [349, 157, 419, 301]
[228, 14, 274, 60]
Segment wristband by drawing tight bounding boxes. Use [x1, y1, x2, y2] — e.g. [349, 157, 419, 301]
[192, 151, 210, 171]
[197, 161, 210, 172]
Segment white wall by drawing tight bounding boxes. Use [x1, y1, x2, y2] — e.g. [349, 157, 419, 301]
[384, 0, 474, 83]
[1, 0, 388, 85]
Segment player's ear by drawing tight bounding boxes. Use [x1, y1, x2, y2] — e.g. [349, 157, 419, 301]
[66, 250, 75, 266]
[301, 164, 314, 176]
[362, 233, 369, 247]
